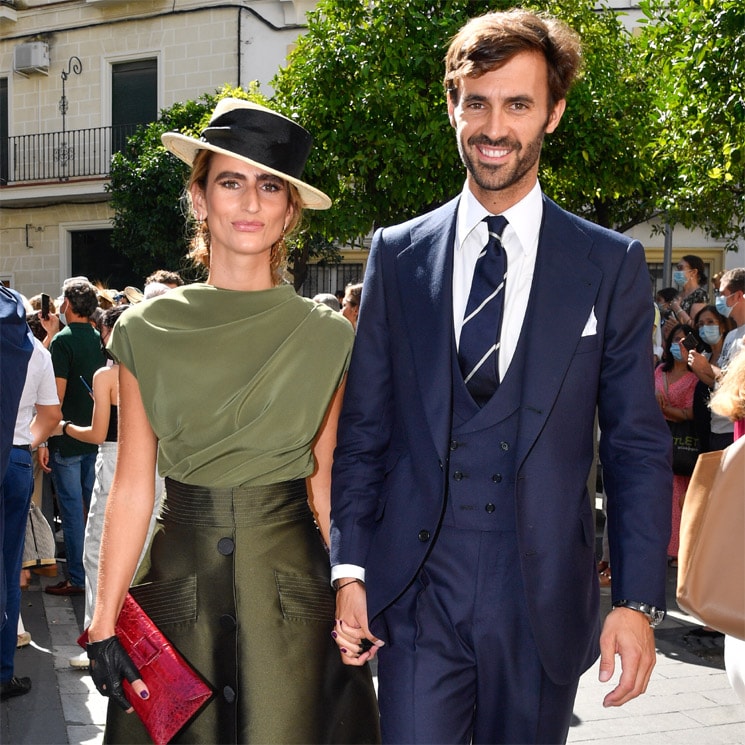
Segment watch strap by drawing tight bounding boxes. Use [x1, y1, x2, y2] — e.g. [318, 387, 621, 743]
[613, 599, 665, 627]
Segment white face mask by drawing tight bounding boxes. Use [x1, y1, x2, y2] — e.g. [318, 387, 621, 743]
[58, 301, 68, 325]
[698, 324, 722, 346]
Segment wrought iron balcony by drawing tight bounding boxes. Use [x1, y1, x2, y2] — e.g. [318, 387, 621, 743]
[2, 124, 140, 185]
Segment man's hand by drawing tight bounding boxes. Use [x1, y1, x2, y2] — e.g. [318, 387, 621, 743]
[39, 313, 60, 347]
[332, 579, 384, 666]
[598, 607, 656, 707]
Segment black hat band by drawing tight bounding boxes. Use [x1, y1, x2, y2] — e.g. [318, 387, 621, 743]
[200, 108, 312, 181]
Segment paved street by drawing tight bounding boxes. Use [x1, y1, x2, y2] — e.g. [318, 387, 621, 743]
[3, 563, 743, 744]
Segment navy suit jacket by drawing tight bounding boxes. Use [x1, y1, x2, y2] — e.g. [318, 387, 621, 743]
[330, 194, 672, 685]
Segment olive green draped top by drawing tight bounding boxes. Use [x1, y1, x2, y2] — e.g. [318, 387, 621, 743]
[108, 284, 354, 487]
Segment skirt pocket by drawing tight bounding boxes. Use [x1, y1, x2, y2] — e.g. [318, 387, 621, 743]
[130, 574, 198, 628]
[275, 571, 335, 623]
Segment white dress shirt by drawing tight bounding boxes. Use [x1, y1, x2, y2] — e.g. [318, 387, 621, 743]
[332, 181, 544, 585]
[453, 180, 543, 381]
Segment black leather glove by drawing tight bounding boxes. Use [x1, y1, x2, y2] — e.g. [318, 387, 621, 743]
[87, 635, 142, 711]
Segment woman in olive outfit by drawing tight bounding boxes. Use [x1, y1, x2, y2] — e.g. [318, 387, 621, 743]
[87, 98, 380, 744]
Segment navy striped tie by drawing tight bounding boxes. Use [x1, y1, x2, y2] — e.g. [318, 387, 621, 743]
[458, 215, 509, 406]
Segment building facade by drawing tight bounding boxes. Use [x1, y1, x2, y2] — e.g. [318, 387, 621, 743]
[0, 0, 369, 298]
[0, 0, 741, 301]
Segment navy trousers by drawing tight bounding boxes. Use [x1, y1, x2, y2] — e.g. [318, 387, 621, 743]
[376, 524, 580, 744]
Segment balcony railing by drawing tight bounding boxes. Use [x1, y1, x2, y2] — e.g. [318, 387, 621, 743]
[2, 124, 140, 185]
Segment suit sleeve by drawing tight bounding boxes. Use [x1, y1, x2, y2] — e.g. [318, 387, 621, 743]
[330, 229, 395, 570]
[598, 240, 672, 609]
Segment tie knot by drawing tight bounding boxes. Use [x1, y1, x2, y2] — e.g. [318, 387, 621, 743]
[485, 214, 509, 240]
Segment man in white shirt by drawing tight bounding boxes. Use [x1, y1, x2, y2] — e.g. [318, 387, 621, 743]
[1, 336, 60, 700]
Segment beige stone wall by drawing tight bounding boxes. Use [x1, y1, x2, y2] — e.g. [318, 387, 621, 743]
[0, 202, 112, 298]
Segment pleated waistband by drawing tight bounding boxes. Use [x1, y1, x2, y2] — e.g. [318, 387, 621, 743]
[162, 477, 310, 528]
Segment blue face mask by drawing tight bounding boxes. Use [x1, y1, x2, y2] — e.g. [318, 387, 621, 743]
[698, 325, 722, 345]
[670, 343, 683, 361]
[716, 294, 733, 318]
[673, 270, 687, 287]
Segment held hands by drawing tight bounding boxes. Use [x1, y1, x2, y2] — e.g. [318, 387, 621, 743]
[87, 635, 149, 713]
[598, 607, 656, 707]
[332, 580, 384, 666]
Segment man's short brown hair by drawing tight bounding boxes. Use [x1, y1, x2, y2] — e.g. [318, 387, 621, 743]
[444, 9, 582, 108]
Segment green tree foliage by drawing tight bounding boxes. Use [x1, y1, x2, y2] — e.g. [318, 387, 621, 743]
[108, 91, 220, 282]
[639, 0, 745, 248]
[272, 0, 661, 242]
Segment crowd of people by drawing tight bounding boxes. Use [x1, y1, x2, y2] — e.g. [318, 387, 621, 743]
[1, 8, 744, 744]
[652, 266, 745, 568]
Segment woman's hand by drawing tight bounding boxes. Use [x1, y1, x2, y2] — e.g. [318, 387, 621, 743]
[687, 350, 715, 385]
[87, 635, 149, 713]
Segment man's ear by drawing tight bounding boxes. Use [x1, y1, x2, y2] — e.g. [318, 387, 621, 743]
[545, 98, 567, 134]
[447, 95, 457, 129]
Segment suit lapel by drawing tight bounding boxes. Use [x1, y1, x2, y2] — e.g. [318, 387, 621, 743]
[397, 198, 459, 457]
[516, 198, 603, 465]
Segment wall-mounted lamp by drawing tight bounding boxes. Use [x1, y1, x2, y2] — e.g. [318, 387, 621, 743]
[25, 224, 43, 249]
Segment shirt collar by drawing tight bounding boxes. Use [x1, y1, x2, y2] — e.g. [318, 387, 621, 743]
[455, 180, 544, 256]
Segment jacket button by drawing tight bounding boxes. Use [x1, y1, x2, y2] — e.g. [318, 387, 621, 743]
[450, 440, 459, 451]
[453, 470, 463, 481]
[485, 503, 496, 513]
[492, 473, 502, 483]
[418, 530, 430, 542]
[217, 537, 235, 556]
[500, 441, 509, 451]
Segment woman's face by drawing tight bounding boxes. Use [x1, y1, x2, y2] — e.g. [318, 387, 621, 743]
[190, 152, 294, 265]
[670, 328, 687, 359]
[696, 310, 723, 332]
[675, 260, 696, 284]
[341, 294, 358, 326]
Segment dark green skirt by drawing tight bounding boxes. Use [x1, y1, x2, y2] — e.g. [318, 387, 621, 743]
[104, 478, 380, 744]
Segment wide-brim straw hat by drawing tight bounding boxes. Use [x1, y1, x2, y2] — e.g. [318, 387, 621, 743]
[161, 98, 331, 210]
[122, 286, 144, 304]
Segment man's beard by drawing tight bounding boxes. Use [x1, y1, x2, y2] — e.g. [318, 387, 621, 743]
[458, 131, 545, 194]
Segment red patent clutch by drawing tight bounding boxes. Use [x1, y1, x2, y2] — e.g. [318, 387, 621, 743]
[78, 592, 213, 745]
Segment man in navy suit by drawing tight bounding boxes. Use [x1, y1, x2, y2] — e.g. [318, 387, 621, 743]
[330, 9, 671, 744]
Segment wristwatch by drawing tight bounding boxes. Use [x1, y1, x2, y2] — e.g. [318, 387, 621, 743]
[613, 600, 665, 627]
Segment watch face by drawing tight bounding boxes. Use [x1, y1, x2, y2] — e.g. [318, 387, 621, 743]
[650, 609, 665, 627]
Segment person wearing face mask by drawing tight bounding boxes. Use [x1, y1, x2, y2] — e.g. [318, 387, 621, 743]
[687, 305, 735, 452]
[45, 279, 106, 596]
[655, 324, 699, 565]
[687, 268, 745, 451]
[666, 255, 709, 335]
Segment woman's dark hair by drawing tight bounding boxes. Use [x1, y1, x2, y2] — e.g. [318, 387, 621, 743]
[656, 287, 679, 304]
[98, 304, 129, 331]
[660, 323, 694, 372]
[682, 254, 707, 287]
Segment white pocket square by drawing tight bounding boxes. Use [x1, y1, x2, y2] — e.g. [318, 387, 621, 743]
[582, 307, 597, 337]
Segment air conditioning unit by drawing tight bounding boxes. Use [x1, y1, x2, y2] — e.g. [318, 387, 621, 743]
[13, 42, 50, 76]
